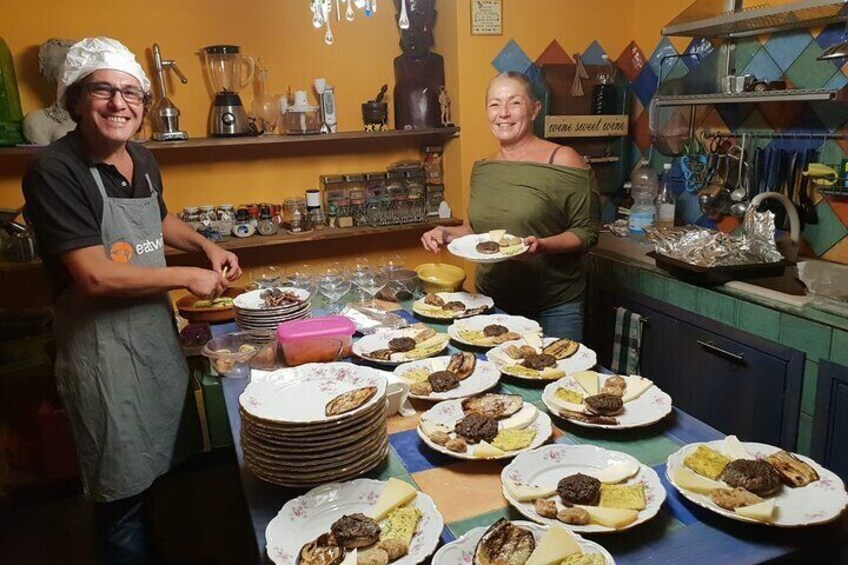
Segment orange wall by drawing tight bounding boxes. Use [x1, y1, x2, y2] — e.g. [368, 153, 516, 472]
[1, 0, 720, 297]
[0, 0, 465, 292]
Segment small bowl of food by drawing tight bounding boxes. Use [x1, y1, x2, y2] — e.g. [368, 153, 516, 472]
[176, 287, 245, 323]
[201, 330, 278, 378]
[416, 263, 466, 293]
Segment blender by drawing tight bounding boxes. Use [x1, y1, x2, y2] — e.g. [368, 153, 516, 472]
[202, 45, 254, 137]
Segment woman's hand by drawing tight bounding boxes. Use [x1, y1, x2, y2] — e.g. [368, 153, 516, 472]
[513, 236, 545, 261]
[206, 246, 242, 281]
[421, 226, 447, 253]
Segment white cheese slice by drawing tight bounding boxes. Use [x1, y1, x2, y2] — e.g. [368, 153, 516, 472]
[524, 525, 582, 565]
[591, 460, 640, 484]
[503, 479, 557, 502]
[539, 367, 566, 380]
[499, 404, 538, 430]
[735, 498, 776, 523]
[723, 435, 749, 460]
[620, 376, 654, 403]
[414, 302, 444, 312]
[429, 358, 447, 372]
[417, 333, 450, 350]
[523, 332, 543, 350]
[368, 478, 418, 521]
[574, 505, 639, 529]
[339, 549, 357, 565]
[488, 229, 506, 243]
[488, 349, 515, 366]
[544, 393, 586, 413]
[670, 466, 724, 495]
[419, 418, 453, 437]
[573, 371, 599, 396]
[474, 440, 506, 458]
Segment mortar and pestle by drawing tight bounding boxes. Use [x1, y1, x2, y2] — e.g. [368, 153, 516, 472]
[362, 84, 389, 130]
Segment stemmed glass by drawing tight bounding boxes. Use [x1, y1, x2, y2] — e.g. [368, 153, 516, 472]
[286, 264, 316, 299]
[316, 263, 351, 314]
[356, 269, 387, 306]
[251, 265, 282, 290]
[348, 258, 373, 302]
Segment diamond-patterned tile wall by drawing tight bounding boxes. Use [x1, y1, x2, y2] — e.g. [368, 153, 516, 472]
[490, 21, 848, 264]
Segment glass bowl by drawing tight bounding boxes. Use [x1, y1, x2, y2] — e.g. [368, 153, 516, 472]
[201, 330, 278, 378]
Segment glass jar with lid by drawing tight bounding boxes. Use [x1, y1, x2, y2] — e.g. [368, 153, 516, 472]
[336, 198, 353, 228]
[385, 171, 406, 197]
[283, 197, 307, 232]
[405, 170, 426, 202]
[365, 172, 387, 200]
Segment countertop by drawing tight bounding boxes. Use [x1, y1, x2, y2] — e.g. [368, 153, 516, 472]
[216, 306, 847, 564]
[591, 232, 848, 332]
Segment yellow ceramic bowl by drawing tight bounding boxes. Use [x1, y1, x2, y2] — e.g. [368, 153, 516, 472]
[416, 263, 467, 293]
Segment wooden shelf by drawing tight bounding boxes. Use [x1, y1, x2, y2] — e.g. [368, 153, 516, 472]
[0, 218, 463, 273]
[0, 127, 461, 157]
[167, 217, 463, 256]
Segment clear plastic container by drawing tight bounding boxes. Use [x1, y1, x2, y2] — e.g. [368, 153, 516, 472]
[655, 163, 676, 228]
[202, 330, 278, 377]
[276, 316, 355, 366]
[283, 108, 321, 134]
[631, 159, 659, 197]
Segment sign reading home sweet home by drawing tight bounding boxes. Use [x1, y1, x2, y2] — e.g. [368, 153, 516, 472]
[544, 115, 629, 138]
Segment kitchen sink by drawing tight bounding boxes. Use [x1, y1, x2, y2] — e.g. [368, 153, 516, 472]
[724, 265, 812, 307]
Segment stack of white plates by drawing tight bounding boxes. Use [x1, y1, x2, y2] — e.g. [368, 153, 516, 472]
[238, 362, 389, 487]
[233, 287, 311, 331]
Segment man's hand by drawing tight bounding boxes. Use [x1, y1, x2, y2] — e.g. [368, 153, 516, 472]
[187, 268, 228, 299]
[206, 246, 242, 281]
[512, 236, 544, 261]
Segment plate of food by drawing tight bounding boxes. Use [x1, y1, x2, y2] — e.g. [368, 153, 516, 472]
[417, 393, 552, 460]
[502, 444, 665, 534]
[176, 286, 244, 323]
[448, 230, 529, 263]
[353, 328, 450, 365]
[238, 362, 387, 425]
[432, 519, 615, 565]
[394, 352, 500, 401]
[233, 286, 310, 312]
[487, 336, 597, 380]
[411, 292, 494, 320]
[448, 314, 541, 348]
[265, 478, 444, 565]
[666, 436, 848, 527]
[542, 371, 672, 429]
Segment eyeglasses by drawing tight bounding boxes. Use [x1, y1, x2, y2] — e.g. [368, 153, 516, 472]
[86, 82, 147, 105]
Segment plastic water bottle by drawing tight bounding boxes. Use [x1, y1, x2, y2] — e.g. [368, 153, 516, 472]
[629, 160, 657, 242]
[655, 163, 676, 228]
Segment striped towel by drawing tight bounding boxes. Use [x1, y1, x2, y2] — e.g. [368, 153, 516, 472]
[611, 307, 643, 375]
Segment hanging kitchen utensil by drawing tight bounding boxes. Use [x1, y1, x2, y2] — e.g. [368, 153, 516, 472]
[570, 54, 588, 97]
[322, 0, 335, 45]
[398, 0, 410, 29]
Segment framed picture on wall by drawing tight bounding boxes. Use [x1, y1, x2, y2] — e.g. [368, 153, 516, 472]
[471, 0, 502, 35]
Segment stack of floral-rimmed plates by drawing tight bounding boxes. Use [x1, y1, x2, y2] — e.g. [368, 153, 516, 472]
[233, 287, 311, 331]
[238, 362, 388, 487]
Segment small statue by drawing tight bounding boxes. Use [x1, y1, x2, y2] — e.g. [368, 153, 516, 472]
[393, 0, 445, 129]
[438, 85, 452, 127]
[22, 39, 77, 145]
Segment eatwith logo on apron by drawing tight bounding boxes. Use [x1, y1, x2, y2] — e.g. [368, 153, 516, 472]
[52, 167, 189, 502]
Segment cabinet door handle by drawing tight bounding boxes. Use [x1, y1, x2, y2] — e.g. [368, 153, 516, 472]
[697, 340, 745, 363]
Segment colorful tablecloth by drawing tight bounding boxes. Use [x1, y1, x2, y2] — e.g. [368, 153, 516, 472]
[216, 309, 847, 564]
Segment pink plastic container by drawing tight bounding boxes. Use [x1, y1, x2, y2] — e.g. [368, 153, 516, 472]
[276, 316, 355, 366]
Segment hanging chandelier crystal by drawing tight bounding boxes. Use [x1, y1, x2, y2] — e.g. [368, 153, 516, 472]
[311, 0, 400, 45]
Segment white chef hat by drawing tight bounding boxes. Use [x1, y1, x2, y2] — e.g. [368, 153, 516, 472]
[57, 37, 151, 104]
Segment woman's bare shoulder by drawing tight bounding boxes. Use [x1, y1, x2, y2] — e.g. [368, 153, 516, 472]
[549, 143, 589, 169]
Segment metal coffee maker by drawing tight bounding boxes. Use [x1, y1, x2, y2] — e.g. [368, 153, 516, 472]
[202, 45, 254, 137]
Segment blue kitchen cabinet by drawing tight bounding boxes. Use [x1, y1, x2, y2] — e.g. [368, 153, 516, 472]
[812, 361, 848, 483]
[587, 288, 804, 449]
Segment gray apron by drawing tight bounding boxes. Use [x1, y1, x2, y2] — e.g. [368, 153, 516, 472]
[52, 166, 189, 502]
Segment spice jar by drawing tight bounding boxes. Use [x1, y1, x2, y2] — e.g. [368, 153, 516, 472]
[336, 198, 353, 228]
[322, 175, 346, 228]
[385, 171, 405, 197]
[232, 208, 256, 238]
[257, 205, 279, 236]
[365, 172, 387, 200]
[200, 205, 217, 224]
[422, 145, 444, 185]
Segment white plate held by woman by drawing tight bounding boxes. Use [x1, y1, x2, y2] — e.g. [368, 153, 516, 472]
[448, 232, 528, 263]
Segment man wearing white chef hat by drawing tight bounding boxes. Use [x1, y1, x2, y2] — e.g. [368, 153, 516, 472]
[23, 37, 242, 563]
